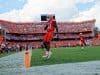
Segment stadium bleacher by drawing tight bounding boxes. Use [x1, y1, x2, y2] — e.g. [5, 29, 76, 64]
[0, 19, 97, 48]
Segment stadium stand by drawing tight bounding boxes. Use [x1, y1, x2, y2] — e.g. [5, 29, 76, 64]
[0, 19, 96, 48]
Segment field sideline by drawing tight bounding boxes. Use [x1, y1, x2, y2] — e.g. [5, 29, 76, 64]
[0, 46, 100, 75]
[31, 46, 100, 66]
[0, 52, 16, 58]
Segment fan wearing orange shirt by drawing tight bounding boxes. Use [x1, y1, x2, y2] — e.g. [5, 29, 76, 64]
[41, 16, 59, 59]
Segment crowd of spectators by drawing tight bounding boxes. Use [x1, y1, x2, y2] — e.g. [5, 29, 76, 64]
[58, 33, 94, 39]
[0, 19, 95, 34]
[91, 38, 100, 46]
[0, 42, 33, 53]
[5, 33, 94, 41]
[0, 37, 100, 54]
[0, 19, 97, 52]
[6, 34, 43, 40]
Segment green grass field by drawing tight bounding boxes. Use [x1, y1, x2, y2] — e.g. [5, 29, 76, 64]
[31, 46, 100, 66]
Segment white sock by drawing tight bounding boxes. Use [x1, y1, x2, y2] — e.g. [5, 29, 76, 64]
[45, 51, 49, 55]
[47, 51, 52, 59]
